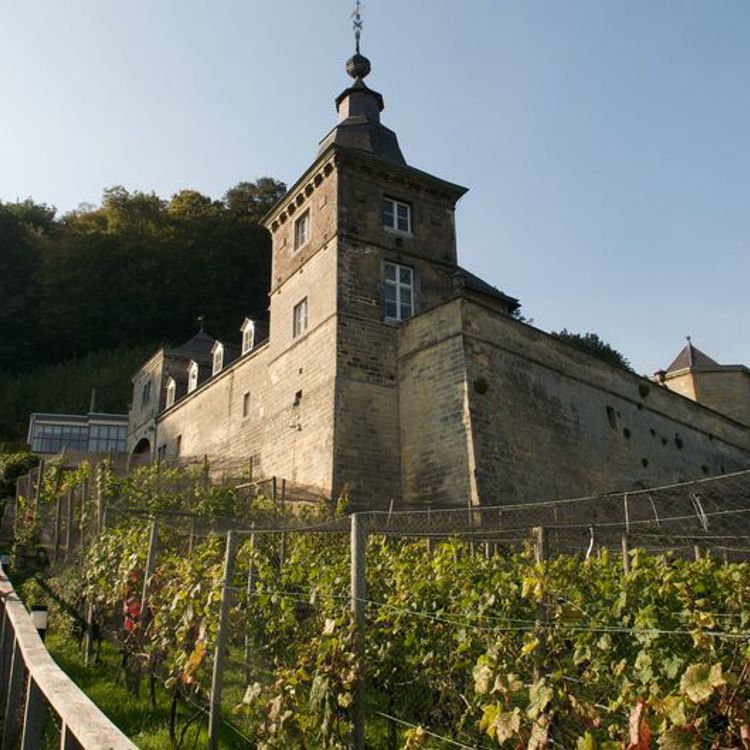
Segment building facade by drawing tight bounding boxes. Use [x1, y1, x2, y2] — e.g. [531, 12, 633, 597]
[29, 412, 127, 458]
[127, 47, 750, 509]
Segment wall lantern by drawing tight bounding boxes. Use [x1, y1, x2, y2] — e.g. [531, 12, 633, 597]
[30, 605, 49, 642]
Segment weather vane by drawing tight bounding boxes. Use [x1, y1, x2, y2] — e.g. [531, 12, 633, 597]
[352, 0, 363, 53]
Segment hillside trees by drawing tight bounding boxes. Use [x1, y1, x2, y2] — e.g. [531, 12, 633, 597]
[0, 179, 283, 440]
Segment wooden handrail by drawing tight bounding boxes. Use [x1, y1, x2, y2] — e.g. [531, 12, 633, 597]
[0, 569, 137, 750]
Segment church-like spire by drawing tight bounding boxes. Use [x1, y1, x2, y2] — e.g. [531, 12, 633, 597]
[346, 1, 371, 79]
[316, 3, 406, 165]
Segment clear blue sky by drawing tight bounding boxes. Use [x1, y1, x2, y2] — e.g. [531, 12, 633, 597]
[2, 1, 748, 375]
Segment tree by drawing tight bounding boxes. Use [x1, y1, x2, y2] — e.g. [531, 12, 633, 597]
[551, 329, 633, 371]
[223, 178, 287, 222]
[0, 200, 55, 371]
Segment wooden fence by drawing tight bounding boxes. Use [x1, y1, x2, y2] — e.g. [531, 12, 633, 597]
[0, 567, 136, 750]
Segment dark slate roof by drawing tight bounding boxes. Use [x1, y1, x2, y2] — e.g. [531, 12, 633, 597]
[456, 266, 520, 311]
[168, 331, 216, 363]
[666, 341, 719, 372]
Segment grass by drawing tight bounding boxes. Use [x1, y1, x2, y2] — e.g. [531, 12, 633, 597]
[45, 633, 250, 749]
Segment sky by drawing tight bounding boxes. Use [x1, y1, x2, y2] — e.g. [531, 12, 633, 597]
[2, 1, 748, 375]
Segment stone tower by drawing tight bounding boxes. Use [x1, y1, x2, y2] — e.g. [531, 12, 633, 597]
[262, 43, 485, 506]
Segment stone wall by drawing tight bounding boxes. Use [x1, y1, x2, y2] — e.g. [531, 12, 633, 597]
[692, 369, 750, 427]
[461, 298, 750, 504]
[397, 299, 476, 508]
[157, 239, 339, 492]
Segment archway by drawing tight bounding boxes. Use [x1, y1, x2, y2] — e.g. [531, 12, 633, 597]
[130, 437, 152, 468]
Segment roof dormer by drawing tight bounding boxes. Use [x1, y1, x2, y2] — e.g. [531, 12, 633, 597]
[211, 342, 224, 376]
[165, 377, 176, 408]
[187, 360, 199, 393]
[240, 319, 256, 355]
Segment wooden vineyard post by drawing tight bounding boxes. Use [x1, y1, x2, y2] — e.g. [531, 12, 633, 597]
[350, 513, 367, 750]
[279, 479, 286, 570]
[96, 462, 106, 535]
[53, 494, 62, 563]
[79, 479, 87, 550]
[208, 531, 237, 750]
[532, 526, 548, 683]
[243, 524, 256, 683]
[621, 534, 630, 574]
[83, 601, 95, 665]
[33, 460, 44, 519]
[139, 522, 159, 633]
[188, 516, 196, 556]
[65, 488, 73, 561]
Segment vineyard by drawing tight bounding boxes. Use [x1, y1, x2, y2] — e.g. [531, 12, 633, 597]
[10, 459, 750, 749]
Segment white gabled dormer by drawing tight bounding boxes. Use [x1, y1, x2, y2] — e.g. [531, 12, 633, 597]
[240, 318, 256, 355]
[165, 377, 176, 408]
[211, 342, 224, 376]
[187, 360, 199, 393]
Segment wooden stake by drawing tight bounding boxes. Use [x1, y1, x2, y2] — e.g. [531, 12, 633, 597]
[532, 526, 547, 683]
[350, 513, 367, 750]
[208, 531, 237, 750]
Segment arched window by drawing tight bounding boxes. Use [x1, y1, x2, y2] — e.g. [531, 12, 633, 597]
[241, 319, 255, 355]
[166, 378, 176, 408]
[212, 343, 224, 375]
[187, 361, 199, 393]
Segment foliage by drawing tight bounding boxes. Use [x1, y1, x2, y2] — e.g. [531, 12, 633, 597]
[0, 344, 155, 442]
[551, 328, 633, 371]
[26, 462, 750, 749]
[0, 451, 39, 498]
[0, 177, 284, 384]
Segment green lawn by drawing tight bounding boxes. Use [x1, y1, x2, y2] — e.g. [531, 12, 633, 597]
[45, 633, 250, 749]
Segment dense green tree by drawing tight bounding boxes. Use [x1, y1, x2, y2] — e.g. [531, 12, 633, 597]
[223, 177, 287, 221]
[0, 181, 279, 440]
[34, 184, 273, 363]
[0, 199, 55, 371]
[551, 329, 633, 371]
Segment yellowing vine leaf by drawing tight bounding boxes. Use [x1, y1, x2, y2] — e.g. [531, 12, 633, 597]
[679, 663, 724, 704]
[657, 726, 699, 750]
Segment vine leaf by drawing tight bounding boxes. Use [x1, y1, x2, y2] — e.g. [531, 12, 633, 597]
[679, 663, 724, 704]
[657, 726, 699, 750]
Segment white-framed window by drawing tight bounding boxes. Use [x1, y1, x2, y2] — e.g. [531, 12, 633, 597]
[187, 361, 199, 393]
[241, 319, 255, 354]
[382, 197, 411, 234]
[294, 209, 310, 251]
[212, 343, 224, 375]
[165, 378, 176, 408]
[383, 261, 414, 322]
[293, 297, 308, 338]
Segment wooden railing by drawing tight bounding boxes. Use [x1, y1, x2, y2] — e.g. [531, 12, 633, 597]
[0, 569, 137, 750]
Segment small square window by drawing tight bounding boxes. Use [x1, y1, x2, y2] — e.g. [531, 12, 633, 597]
[294, 209, 310, 251]
[382, 198, 411, 234]
[293, 297, 308, 338]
